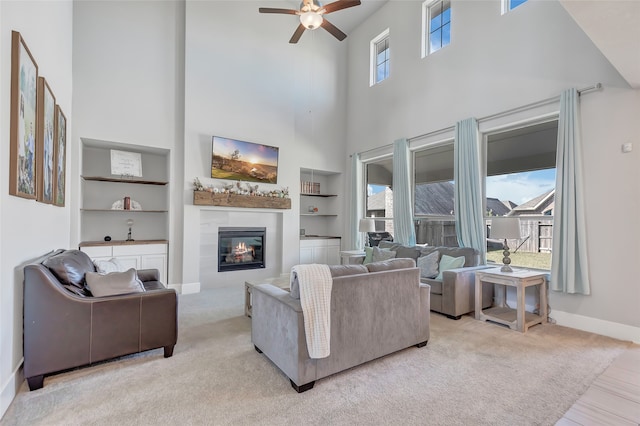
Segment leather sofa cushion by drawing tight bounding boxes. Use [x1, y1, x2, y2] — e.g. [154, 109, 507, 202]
[43, 249, 95, 289]
[85, 268, 145, 297]
[366, 258, 416, 272]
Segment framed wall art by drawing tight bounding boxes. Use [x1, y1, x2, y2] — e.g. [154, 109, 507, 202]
[53, 106, 67, 207]
[211, 136, 279, 184]
[9, 31, 39, 199]
[36, 77, 56, 204]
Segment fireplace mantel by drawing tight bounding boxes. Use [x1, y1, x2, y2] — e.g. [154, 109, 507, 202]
[193, 191, 291, 209]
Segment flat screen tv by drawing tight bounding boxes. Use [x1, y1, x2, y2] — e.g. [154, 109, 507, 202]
[211, 136, 279, 184]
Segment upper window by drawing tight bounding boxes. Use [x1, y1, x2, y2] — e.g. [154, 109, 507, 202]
[502, 0, 527, 14]
[423, 0, 451, 57]
[370, 29, 390, 86]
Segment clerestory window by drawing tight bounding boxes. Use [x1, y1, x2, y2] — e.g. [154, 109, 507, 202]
[423, 0, 451, 57]
[370, 29, 390, 86]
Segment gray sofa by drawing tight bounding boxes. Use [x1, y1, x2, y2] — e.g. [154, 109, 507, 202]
[251, 259, 430, 392]
[373, 242, 493, 319]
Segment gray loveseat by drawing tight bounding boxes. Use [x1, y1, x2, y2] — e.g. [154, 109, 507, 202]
[370, 242, 493, 319]
[251, 258, 430, 392]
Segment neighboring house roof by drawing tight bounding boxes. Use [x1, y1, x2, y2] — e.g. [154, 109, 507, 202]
[367, 189, 388, 211]
[414, 182, 455, 216]
[508, 189, 555, 216]
[369, 181, 516, 217]
[486, 198, 512, 217]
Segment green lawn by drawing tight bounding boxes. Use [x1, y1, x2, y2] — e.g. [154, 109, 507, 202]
[486, 250, 551, 270]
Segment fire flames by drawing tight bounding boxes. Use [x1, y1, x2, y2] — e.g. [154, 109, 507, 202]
[225, 241, 255, 263]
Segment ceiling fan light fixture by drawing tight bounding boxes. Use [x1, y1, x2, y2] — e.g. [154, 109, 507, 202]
[300, 11, 323, 30]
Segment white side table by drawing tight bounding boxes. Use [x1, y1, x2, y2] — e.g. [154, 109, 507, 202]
[340, 250, 366, 265]
[475, 267, 547, 333]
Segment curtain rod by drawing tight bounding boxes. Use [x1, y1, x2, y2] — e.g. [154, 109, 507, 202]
[352, 83, 602, 157]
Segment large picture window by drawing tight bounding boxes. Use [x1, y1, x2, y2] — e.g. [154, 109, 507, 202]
[365, 157, 394, 240]
[485, 120, 557, 270]
[413, 143, 457, 246]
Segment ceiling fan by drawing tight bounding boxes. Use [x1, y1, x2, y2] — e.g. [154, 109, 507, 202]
[259, 0, 362, 44]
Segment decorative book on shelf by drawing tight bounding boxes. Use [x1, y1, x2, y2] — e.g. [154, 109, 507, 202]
[300, 181, 320, 194]
[193, 191, 291, 209]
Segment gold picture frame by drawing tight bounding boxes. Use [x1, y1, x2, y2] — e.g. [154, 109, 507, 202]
[36, 77, 56, 204]
[9, 31, 38, 199]
[53, 106, 67, 207]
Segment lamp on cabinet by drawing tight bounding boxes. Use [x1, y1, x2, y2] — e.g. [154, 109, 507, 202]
[490, 217, 521, 272]
[358, 218, 375, 249]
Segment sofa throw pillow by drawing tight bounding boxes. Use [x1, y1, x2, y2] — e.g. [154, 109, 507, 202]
[435, 255, 466, 281]
[363, 246, 374, 265]
[417, 250, 439, 279]
[372, 246, 396, 262]
[94, 258, 125, 274]
[85, 268, 145, 297]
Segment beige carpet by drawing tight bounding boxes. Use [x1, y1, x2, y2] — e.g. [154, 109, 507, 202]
[1, 285, 633, 426]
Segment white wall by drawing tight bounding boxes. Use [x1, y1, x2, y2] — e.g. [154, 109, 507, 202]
[182, 1, 347, 288]
[71, 0, 185, 283]
[0, 0, 73, 417]
[345, 0, 640, 334]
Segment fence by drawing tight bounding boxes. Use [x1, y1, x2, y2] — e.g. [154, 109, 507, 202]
[415, 217, 554, 253]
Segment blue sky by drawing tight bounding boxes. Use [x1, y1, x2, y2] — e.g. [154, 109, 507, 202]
[369, 168, 556, 206]
[486, 168, 556, 205]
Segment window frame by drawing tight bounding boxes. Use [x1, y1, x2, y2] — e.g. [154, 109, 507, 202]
[422, 0, 451, 58]
[370, 28, 390, 87]
[501, 0, 527, 15]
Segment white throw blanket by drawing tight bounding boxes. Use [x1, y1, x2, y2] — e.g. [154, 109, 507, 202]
[291, 264, 333, 359]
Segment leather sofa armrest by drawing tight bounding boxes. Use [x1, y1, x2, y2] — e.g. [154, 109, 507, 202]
[137, 268, 160, 282]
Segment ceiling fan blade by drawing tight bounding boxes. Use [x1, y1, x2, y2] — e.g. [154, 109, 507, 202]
[289, 24, 306, 44]
[321, 0, 361, 15]
[258, 7, 299, 15]
[320, 18, 347, 41]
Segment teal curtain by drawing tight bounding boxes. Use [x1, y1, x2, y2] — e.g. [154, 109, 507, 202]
[454, 118, 486, 261]
[551, 88, 591, 294]
[350, 153, 363, 250]
[392, 138, 416, 246]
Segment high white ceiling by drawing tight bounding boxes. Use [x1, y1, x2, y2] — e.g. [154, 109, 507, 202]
[276, 0, 639, 89]
[554, 1, 639, 89]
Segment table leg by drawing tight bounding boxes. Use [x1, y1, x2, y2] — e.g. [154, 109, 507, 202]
[475, 276, 482, 320]
[540, 279, 548, 324]
[516, 283, 525, 331]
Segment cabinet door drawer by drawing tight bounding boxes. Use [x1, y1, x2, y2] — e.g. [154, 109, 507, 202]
[80, 246, 113, 258]
[113, 243, 167, 256]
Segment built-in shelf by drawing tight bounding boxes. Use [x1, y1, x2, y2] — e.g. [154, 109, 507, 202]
[301, 193, 337, 197]
[82, 176, 168, 185]
[80, 209, 168, 213]
[300, 213, 338, 217]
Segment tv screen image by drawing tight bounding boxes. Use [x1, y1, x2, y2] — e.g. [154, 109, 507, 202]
[211, 136, 279, 184]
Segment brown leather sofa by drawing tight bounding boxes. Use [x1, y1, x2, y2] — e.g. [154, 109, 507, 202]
[23, 249, 178, 390]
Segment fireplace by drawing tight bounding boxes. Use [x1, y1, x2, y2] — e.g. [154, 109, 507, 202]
[218, 227, 266, 272]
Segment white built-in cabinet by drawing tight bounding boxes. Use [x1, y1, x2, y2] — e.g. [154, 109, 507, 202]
[79, 243, 168, 284]
[299, 238, 341, 265]
[79, 138, 170, 283]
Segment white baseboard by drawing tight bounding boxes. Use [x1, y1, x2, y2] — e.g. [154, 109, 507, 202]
[1, 360, 23, 420]
[551, 310, 640, 343]
[179, 282, 200, 295]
